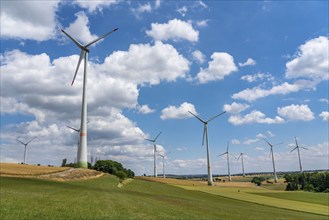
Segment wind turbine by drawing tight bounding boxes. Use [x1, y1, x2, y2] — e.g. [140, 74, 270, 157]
[189, 110, 226, 186]
[145, 132, 162, 178]
[158, 152, 171, 178]
[16, 137, 37, 164]
[218, 141, 232, 181]
[263, 138, 283, 183]
[62, 28, 118, 168]
[237, 153, 245, 177]
[290, 137, 308, 173]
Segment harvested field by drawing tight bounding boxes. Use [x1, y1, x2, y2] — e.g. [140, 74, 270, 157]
[0, 163, 69, 176]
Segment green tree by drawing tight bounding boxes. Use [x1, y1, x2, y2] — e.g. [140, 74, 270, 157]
[251, 177, 266, 186]
[61, 158, 67, 167]
[116, 170, 127, 183]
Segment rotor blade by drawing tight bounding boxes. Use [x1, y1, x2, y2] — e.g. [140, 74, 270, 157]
[71, 50, 85, 85]
[237, 153, 242, 160]
[227, 141, 229, 152]
[144, 138, 154, 142]
[154, 132, 162, 142]
[273, 142, 283, 146]
[85, 28, 118, 47]
[290, 146, 298, 153]
[202, 126, 206, 146]
[188, 111, 205, 123]
[16, 139, 25, 145]
[158, 153, 164, 158]
[26, 136, 37, 145]
[301, 147, 309, 150]
[61, 29, 84, 50]
[66, 126, 80, 132]
[295, 137, 298, 147]
[218, 152, 227, 157]
[207, 111, 226, 123]
[262, 138, 272, 147]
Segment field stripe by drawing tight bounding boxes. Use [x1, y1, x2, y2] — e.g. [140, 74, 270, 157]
[179, 186, 329, 216]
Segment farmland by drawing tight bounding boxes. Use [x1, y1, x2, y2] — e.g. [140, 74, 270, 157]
[0, 164, 328, 219]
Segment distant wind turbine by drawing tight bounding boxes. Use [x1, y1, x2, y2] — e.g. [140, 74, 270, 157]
[145, 132, 162, 178]
[62, 27, 118, 168]
[189, 110, 226, 186]
[218, 141, 232, 181]
[263, 138, 283, 183]
[237, 153, 245, 177]
[16, 137, 37, 164]
[290, 137, 308, 173]
[158, 151, 171, 178]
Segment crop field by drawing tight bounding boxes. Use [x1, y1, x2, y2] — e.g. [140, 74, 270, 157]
[1, 167, 328, 220]
[0, 163, 69, 176]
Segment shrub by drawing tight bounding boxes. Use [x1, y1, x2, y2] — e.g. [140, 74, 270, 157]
[251, 177, 266, 186]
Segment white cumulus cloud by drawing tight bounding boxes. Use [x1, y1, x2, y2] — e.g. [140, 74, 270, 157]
[146, 19, 199, 42]
[319, 111, 329, 121]
[241, 72, 274, 83]
[228, 110, 285, 125]
[1, 1, 59, 41]
[137, 105, 155, 114]
[160, 102, 197, 120]
[286, 36, 329, 81]
[277, 104, 315, 121]
[223, 102, 250, 114]
[74, 0, 119, 13]
[196, 52, 238, 84]
[192, 50, 206, 64]
[239, 58, 256, 67]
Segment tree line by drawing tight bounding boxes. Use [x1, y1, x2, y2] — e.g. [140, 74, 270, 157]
[62, 159, 134, 182]
[284, 172, 329, 192]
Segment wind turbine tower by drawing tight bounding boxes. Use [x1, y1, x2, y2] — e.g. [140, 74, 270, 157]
[145, 132, 162, 178]
[189, 111, 226, 186]
[290, 137, 308, 173]
[16, 137, 37, 164]
[158, 152, 171, 178]
[263, 138, 282, 183]
[218, 141, 231, 181]
[62, 28, 118, 168]
[237, 153, 245, 177]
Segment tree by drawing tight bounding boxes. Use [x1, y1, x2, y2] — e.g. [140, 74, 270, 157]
[61, 158, 67, 167]
[251, 177, 266, 186]
[93, 160, 134, 178]
[116, 171, 127, 183]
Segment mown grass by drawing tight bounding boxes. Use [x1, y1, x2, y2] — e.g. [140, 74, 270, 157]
[250, 191, 329, 206]
[0, 175, 328, 220]
[180, 186, 329, 216]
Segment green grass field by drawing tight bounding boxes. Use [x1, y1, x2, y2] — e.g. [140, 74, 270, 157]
[1, 175, 328, 220]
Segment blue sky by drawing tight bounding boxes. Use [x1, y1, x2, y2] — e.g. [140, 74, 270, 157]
[1, 0, 328, 176]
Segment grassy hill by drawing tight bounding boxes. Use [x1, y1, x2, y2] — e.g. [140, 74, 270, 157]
[0, 163, 328, 219]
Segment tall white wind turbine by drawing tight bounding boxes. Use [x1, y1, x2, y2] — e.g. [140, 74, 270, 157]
[62, 28, 118, 168]
[189, 111, 226, 186]
[145, 132, 162, 178]
[16, 137, 37, 164]
[263, 138, 282, 183]
[237, 153, 245, 177]
[218, 141, 232, 181]
[290, 137, 308, 173]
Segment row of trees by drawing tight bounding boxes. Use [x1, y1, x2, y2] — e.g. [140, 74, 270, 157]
[62, 159, 134, 181]
[284, 172, 329, 192]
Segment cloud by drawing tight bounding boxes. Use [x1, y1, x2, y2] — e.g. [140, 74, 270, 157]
[196, 20, 208, 27]
[146, 19, 199, 42]
[223, 102, 250, 114]
[231, 139, 240, 145]
[74, 0, 119, 13]
[195, 52, 238, 83]
[239, 58, 256, 67]
[160, 102, 197, 120]
[319, 111, 329, 121]
[137, 105, 155, 114]
[0, 1, 59, 41]
[277, 104, 315, 121]
[241, 72, 274, 83]
[63, 11, 99, 45]
[286, 36, 329, 81]
[101, 41, 190, 85]
[228, 110, 285, 125]
[177, 6, 188, 16]
[232, 80, 315, 102]
[319, 98, 329, 104]
[192, 50, 206, 64]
